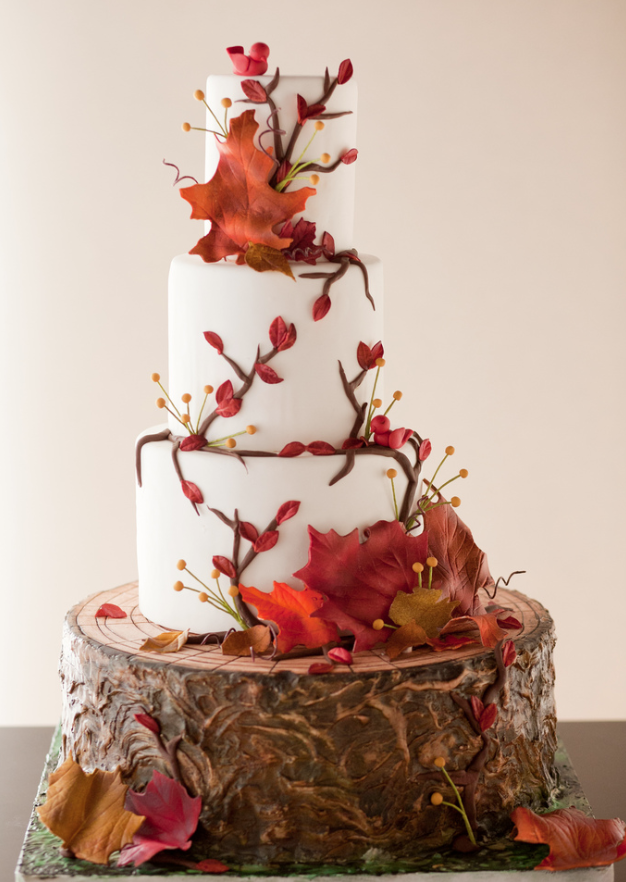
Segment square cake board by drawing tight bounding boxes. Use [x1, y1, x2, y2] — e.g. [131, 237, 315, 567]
[15, 726, 613, 882]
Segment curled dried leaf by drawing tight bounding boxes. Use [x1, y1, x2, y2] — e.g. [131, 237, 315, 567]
[222, 624, 272, 657]
[139, 629, 189, 653]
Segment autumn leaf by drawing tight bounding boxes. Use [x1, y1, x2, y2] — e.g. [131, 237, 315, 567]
[423, 496, 494, 616]
[296, 94, 326, 124]
[279, 441, 307, 457]
[180, 111, 315, 263]
[269, 316, 297, 351]
[502, 639, 517, 667]
[428, 633, 477, 652]
[181, 481, 203, 504]
[386, 622, 429, 660]
[439, 611, 519, 649]
[195, 859, 230, 873]
[470, 696, 498, 731]
[327, 647, 353, 665]
[203, 331, 224, 354]
[307, 440, 335, 455]
[118, 771, 201, 867]
[337, 59, 354, 84]
[139, 629, 189, 653]
[313, 293, 331, 321]
[357, 340, 384, 370]
[134, 713, 160, 734]
[389, 587, 459, 638]
[215, 380, 242, 419]
[254, 363, 284, 384]
[239, 521, 259, 543]
[95, 603, 127, 619]
[245, 243, 295, 279]
[180, 435, 207, 452]
[294, 520, 429, 652]
[222, 624, 272, 657]
[239, 582, 338, 653]
[37, 756, 144, 865]
[279, 218, 321, 263]
[212, 555, 237, 579]
[341, 148, 358, 164]
[240, 79, 267, 103]
[308, 662, 335, 674]
[511, 807, 626, 871]
[418, 439, 432, 461]
[276, 499, 300, 524]
[253, 530, 279, 553]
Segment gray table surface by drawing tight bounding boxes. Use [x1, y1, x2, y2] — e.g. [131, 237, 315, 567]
[2, 723, 625, 882]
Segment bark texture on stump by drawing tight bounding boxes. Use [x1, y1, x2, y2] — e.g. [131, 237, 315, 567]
[60, 584, 557, 867]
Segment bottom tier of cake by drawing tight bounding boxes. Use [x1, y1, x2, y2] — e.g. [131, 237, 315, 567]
[60, 584, 557, 869]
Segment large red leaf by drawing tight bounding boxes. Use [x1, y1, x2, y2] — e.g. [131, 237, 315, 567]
[511, 807, 626, 871]
[118, 771, 201, 867]
[423, 497, 494, 616]
[180, 111, 315, 263]
[294, 520, 429, 652]
[239, 582, 338, 653]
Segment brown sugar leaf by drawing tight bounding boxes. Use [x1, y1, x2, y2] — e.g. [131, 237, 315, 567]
[139, 629, 189, 653]
[386, 622, 429, 660]
[245, 243, 295, 279]
[37, 755, 144, 865]
[389, 587, 458, 637]
[222, 624, 272, 657]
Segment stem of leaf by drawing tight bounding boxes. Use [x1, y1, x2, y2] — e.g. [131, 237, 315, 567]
[426, 473, 460, 503]
[195, 390, 211, 434]
[364, 366, 382, 438]
[424, 452, 449, 501]
[439, 767, 476, 845]
[383, 398, 397, 417]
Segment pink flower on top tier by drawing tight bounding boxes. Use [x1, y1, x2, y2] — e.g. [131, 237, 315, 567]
[227, 43, 270, 76]
[371, 415, 412, 450]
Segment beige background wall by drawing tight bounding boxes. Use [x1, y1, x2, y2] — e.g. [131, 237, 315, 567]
[1, 0, 624, 724]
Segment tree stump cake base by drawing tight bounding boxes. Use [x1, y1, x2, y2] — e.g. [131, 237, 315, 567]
[59, 584, 558, 868]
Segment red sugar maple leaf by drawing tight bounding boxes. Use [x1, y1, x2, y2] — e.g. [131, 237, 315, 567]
[294, 520, 429, 652]
[239, 582, 338, 654]
[118, 771, 201, 867]
[180, 110, 315, 264]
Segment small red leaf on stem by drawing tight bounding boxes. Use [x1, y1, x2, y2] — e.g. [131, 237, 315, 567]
[276, 500, 301, 524]
[357, 341, 384, 370]
[341, 148, 358, 165]
[322, 231, 335, 256]
[195, 859, 230, 873]
[327, 647, 353, 665]
[95, 603, 127, 619]
[313, 293, 331, 321]
[254, 363, 284, 384]
[212, 556, 237, 579]
[269, 316, 287, 348]
[203, 331, 224, 354]
[179, 435, 207, 452]
[215, 380, 242, 418]
[470, 696, 497, 731]
[275, 160, 292, 187]
[308, 663, 335, 675]
[253, 531, 279, 553]
[337, 59, 354, 84]
[240, 79, 267, 103]
[181, 481, 203, 504]
[418, 438, 432, 461]
[502, 640, 517, 667]
[307, 441, 335, 455]
[297, 95, 326, 124]
[498, 614, 522, 630]
[239, 521, 259, 543]
[279, 441, 306, 457]
[342, 437, 366, 450]
[134, 713, 160, 734]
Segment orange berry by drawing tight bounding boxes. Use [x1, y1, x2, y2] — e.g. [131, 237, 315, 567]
[225, 438, 237, 449]
[228, 585, 240, 597]
[373, 398, 382, 408]
[459, 469, 468, 478]
[151, 372, 160, 382]
[211, 569, 220, 580]
[310, 174, 320, 185]
[431, 792, 444, 806]
[314, 121, 325, 131]
[426, 557, 438, 568]
[434, 756, 446, 768]
[203, 384, 214, 394]
[412, 562, 424, 574]
[375, 357, 386, 367]
[445, 445, 455, 456]
[181, 413, 191, 423]
[173, 581, 184, 592]
[393, 390, 403, 400]
[451, 497, 461, 508]
[199, 592, 208, 603]
[176, 559, 186, 571]
[181, 393, 192, 404]
[156, 398, 166, 408]
[321, 152, 331, 163]
[246, 425, 257, 435]
[182, 122, 191, 132]
[194, 89, 205, 101]
[387, 468, 397, 479]
[372, 619, 384, 631]
[221, 97, 232, 108]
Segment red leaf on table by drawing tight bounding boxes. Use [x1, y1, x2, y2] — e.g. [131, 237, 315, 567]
[180, 111, 315, 264]
[308, 663, 335, 675]
[307, 441, 335, 455]
[181, 481, 203, 504]
[239, 582, 339, 654]
[511, 806, 626, 871]
[118, 770, 201, 868]
[502, 639, 517, 667]
[337, 59, 354, 84]
[296, 94, 326, 124]
[341, 148, 358, 165]
[134, 713, 160, 734]
[327, 647, 353, 665]
[276, 500, 301, 525]
[418, 438, 432, 461]
[238, 521, 259, 543]
[313, 293, 331, 321]
[278, 441, 306, 457]
[179, 435, 207, 452]
[215, 380, 242, 418]
[427, 633, 476, 652]
[253, 530, 279, 553]
[294, 520, 429, 652]
[203, 331, 224, 354]
[254, 362, 284, 384]
[497, 613, 522, 630]
[212, 556, 237, 579]
[95, 603, 127, 619]
[195, 859, 230, 873]
[240, 79, 267, 103]
[423, 496, 494, 616]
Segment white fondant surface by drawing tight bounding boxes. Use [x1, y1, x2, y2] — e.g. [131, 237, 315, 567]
[136, 427, 409, 633]
[167, 254, 384, 450]
[202, 75, 358, 253]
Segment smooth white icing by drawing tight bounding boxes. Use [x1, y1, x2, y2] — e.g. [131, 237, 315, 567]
[167, 254, 384, 450]
[137, 427, 408, 633]
[203, 75, 358, 253]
